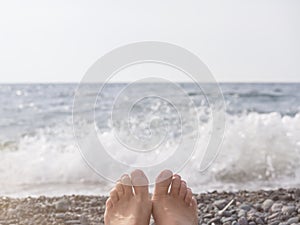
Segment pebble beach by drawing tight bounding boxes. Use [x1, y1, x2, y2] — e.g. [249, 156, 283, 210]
[0, 188, 300, 225]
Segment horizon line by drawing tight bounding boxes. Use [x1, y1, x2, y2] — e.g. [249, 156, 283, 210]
[0, 81, 300, 85]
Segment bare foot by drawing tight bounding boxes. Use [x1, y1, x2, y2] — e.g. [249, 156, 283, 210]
[152, 170, 198, 225]
[104, 170, 152, 225]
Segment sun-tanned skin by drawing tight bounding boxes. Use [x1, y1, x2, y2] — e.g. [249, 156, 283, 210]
[104, 169, 198, 225]
[104, 170, 152, 225]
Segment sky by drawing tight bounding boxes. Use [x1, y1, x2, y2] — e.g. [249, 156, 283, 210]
[0, 0, 299, 83]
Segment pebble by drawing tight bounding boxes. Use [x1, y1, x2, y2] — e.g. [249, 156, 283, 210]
[238, 209, 246, 218]
[54, 199, 69, 212]
[207, 217, 220, 224]
[269, 221, 280, 225]
[214, 199, 228, 210]
[294, 189, 300, 199]
[238, 217, 248, 225]
[286, 217, 299, 225]
[221, 217, 234, 223]
[262, 199, 274, 211]
[255, 217, 264, 224]
[268, 212, 280, 220]
[240, 204, 252, 211]
[203, 213, 213, 218]
[271, 203, 283, 212]
[282, 206, 295, 214]
[222, 211, 232, 217]
[253, 203, 262, 211]
[65, 220, 81, 224]
[55, 213, 65, 219]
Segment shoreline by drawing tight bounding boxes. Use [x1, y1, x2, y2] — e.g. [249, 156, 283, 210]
[0, 188, 299, 225]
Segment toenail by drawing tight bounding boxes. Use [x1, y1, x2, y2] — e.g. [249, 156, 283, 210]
[173, 174, 181, 179]
[158, 170, 173, 179]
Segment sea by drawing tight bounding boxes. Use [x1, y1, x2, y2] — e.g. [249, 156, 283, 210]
[0, 83, 299, 197]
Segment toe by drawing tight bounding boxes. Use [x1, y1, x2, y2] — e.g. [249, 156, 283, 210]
[191, 196, 198, 209]
[154, 169, 173, 197]
[131, 169, 149, 198]
[109, 188, 119, 205]
[185, 188, 193, 205]
[105, 197, 113, 209]
[170, 174, 181, 196]
[121, 174, 133, 196]
[179, 180, 187, 199]
[115, 182, 124, 198]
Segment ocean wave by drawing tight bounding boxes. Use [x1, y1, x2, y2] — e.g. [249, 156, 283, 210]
[0, 112, 300, 196]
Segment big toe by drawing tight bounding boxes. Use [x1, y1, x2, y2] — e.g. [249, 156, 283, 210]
[154, 169, 173, 197]
[131, 169, 149, 198]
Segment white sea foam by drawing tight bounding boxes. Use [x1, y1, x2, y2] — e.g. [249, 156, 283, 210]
[0, 112, 299, 196]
